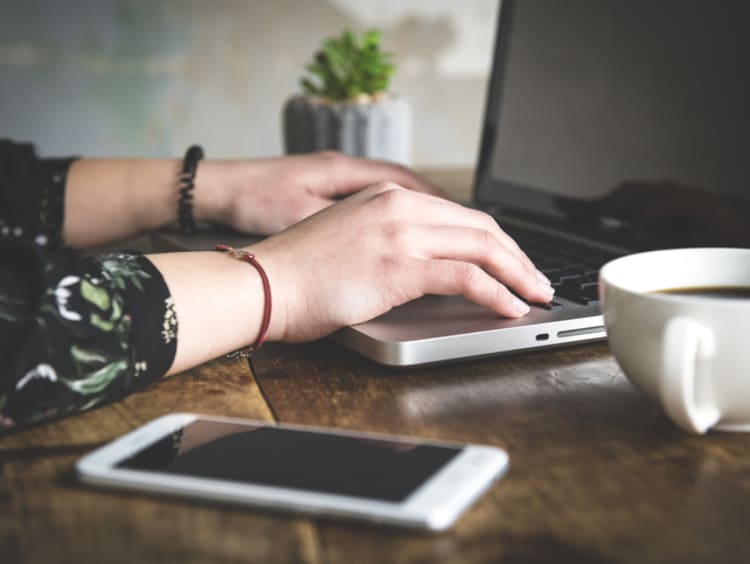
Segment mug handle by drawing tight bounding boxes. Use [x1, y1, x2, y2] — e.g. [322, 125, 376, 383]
[661, 316, 720, 434]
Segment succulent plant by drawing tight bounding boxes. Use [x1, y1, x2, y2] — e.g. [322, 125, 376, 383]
[300, 29, 396, 102]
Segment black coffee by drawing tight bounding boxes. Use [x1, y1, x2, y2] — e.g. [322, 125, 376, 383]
[654, 286, 750, 300]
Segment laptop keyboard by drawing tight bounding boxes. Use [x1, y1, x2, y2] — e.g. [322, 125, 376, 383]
[504, 225, 620, 309]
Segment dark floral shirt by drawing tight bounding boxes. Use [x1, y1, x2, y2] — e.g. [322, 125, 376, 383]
[0, 140, 177, 429]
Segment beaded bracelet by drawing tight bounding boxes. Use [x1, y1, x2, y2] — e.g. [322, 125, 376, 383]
[214, 244, 273, 356]
[178, 144, 204, 235]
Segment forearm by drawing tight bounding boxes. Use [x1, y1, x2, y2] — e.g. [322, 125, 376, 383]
[63, 158, 227, 248]
[1, 181, 551, 430]
[60, 151, 446, 249]
[148, 248, 280, 376]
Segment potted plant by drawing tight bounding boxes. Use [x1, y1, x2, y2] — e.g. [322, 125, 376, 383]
[283, 29, 411, 164]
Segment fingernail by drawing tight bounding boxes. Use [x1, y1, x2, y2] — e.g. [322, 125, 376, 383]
[513, 297, 530, 315]
[536, 270, 552, 286]
[539, 281, 555, 297]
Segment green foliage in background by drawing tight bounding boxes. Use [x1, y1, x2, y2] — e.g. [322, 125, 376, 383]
[300, 29, 396, 102]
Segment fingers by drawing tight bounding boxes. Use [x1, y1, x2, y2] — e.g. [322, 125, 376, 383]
[405, 225, 554, 305]
[269, 182, 557, 331]
[415, 259, 533, 318]
[418, 197, 535, 270]
[315, 152, 448, 198]
[362, 184, 539, 276]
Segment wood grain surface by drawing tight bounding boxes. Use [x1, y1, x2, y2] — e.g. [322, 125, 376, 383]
[1, 357, 321, 564]
[249, 341, 750, 564]
[3, 169, 750, 563]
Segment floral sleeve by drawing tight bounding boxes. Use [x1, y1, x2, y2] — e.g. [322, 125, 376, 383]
[0, 139, 69, 250]
[0, 141, 177, 429]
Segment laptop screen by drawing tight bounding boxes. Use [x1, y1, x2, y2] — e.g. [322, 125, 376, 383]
[475, 0, 750, 249]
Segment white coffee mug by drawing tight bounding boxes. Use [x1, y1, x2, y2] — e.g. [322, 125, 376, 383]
[599, 248, 750, 434]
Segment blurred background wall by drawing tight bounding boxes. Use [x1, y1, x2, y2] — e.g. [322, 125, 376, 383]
[0, 0, 498, 167]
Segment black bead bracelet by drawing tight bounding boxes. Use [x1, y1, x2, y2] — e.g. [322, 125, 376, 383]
[178, 144, 204, 236]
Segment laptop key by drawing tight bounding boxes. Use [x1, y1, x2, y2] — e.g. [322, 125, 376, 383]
[558, 272, 583, 283]
[554, 280, 600, 304]
[570, 286, 601, 306]
[537, 300, 564, 311]
[581, 296, 600, 306]
[529, 301, 565, 311]
[505, 222, 612, 306]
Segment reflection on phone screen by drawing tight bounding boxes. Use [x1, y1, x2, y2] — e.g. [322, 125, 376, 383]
[117, 420, 461, 502]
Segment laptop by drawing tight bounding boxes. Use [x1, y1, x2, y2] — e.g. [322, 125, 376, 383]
[332, 0, 750, 366]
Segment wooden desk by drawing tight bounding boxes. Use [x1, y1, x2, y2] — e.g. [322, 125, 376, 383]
[3, 170, 750, 563]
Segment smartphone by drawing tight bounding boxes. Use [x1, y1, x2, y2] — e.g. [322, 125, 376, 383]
[76, 413, 509, 531]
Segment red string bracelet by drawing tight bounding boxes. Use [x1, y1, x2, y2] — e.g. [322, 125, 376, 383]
[214, 244, 272, 356]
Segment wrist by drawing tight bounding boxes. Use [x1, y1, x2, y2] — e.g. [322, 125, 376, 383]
[242, 242, 287, 343]
[214, 245, 274, 351]
[193, 159, 246, 226]
[192, 159, 218, 224]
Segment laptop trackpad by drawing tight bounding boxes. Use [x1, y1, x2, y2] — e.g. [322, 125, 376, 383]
[350, 295, 572, 342]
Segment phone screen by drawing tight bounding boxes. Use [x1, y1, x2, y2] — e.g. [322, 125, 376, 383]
[116, 419, 461, 502]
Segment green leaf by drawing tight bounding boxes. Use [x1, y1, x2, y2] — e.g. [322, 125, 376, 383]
[364, 29, 381, 49]
[299, 28, 396, 100]
[62, 360, 128, 395]
[300, 77, 320, 96]
[343, 30, 357, 52]
[306, 62, 323, 77]
[97, 255, 152, 291]
[71, 345, 107, 367]
[80, 279, 110, 310]
[90, 312, 114, 332]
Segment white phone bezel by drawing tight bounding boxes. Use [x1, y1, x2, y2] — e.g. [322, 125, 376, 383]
[76, 413, 509, 531]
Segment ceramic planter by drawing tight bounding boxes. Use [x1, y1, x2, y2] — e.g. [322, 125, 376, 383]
[283, 94, 411, 164]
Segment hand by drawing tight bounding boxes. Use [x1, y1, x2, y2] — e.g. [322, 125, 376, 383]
[198, 152, 446, 235]
[249, 183, 554, 343]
